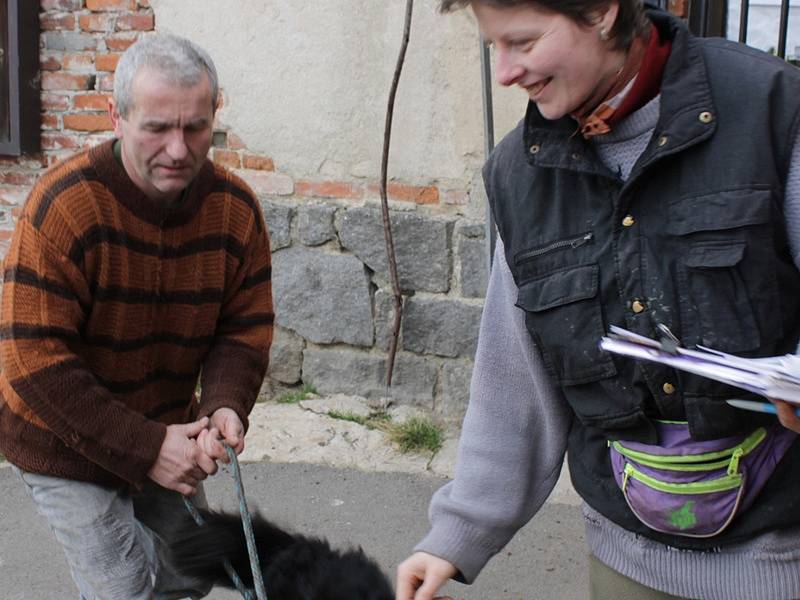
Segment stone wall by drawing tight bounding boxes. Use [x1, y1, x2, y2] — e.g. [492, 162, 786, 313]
[262, 197, 488, 420]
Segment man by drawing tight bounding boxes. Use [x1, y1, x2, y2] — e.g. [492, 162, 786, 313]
[0, 34, 272, 599]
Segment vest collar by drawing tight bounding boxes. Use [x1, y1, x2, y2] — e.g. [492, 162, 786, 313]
[522, 10, 717, 180]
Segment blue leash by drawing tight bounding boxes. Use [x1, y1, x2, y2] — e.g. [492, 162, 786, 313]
[183, 444, 268, 600]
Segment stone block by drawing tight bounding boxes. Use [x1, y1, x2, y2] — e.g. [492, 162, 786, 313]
[374, 288, 401, 352]
[260, 200, 292, 251]
[339, 208, 453, 293]
[441, 360, 473, 418]
[459, 236, 488, 299]
[298, 204, 336, 247]
[402, 298, 482, 358]
[302, 348, 437, 405]
[267, 326, 304, 385]
[273, 247, 372, 346]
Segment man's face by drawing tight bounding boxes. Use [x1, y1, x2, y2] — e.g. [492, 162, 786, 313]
[110, 68, 215, 203]
[472, 0, 622, 121]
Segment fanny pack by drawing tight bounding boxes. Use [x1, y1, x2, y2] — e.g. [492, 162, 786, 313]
[609, 420, 796, 538]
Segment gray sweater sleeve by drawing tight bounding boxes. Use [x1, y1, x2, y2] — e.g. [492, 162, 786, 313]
[413, 238, 573, 583]
[786, 128, 800, 269]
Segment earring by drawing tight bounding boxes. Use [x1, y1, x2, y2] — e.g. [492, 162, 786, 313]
[599, 28, 609, 41]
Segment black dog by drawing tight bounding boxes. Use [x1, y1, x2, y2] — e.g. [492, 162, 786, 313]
[162, 507, 395, 600]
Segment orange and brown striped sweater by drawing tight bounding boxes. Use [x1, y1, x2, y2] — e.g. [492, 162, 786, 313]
[0, 139, 273, 487]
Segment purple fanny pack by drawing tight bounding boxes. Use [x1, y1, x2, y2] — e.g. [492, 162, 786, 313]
[609, 421, 796, 538]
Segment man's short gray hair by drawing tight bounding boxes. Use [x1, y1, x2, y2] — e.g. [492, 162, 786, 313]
[113, 34, 219, 117]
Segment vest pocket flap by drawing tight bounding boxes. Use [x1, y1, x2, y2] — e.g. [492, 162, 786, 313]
[516, 264, 598, 312]
[686, 242, 745, 268]
[667, 188, 771, 235]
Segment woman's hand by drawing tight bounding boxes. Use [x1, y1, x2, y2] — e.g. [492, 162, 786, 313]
[395, 552, 457, 600]
[771, 399, 800, 433]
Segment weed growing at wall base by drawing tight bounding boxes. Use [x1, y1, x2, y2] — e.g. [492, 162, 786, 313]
[276, 383, 318, 404]
[390, 416, 444, 454]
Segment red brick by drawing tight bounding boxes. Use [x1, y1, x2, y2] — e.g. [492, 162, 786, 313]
[97, 73, 115, 91]
[41, 0, 83, 10]
[138, 0, 150, 6]
[42, 72, 93, 90]
[0, 186, 31, 207]
[41, 93, 71, 111]
[40, 54, 63, 71]
[296, 180, 364, 200]
[41, 133, 80, 150]
[236, 170, 294, 196]
[64, 113, 114, 132]
[443, 189, 467, 206]
[48, 150, 78, 166]
[95, 53, 120, 72]
[86, 0, 135, 10]
[80, 13, 114, 32]
[0, 155, 47, 169]
[212, 149, 241, 169]
[242, 155, 274, 171]
[74, 92, 111, 110]
[115, 13, 154, 31]
[227, 133, 247, 150]
[0, 171, 39, 187]
[82, 133, 115, 149]
[62, 53, 95, 72]
[104, 32, 139, 50]
[41, 114, 60, 130]
[40, 13, 76, 31]
[668, 0, 689, 17]
[41, 31, 97, 51]
[369, 183, 440, 205]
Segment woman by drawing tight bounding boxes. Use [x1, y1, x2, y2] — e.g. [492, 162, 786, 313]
[396, 1, 800, 599]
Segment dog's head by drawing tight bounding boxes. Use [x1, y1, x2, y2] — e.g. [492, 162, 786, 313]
[165, 508, 394, 599]
[264, 539, 394, 600]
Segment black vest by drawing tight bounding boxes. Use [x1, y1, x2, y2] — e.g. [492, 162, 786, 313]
[485, 11, 800, 549]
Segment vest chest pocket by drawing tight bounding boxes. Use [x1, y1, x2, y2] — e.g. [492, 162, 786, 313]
[684, 241, 761, 353]
[516, 263, 617, 386]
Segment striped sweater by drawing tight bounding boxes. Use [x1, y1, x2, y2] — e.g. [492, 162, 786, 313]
[0, 139, 273, 487]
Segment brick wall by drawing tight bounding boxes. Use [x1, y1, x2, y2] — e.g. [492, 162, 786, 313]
[0, 2, 466, 257]
[0, 2, 484, 417]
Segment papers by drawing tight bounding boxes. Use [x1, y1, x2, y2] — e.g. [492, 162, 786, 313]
[599, 325, 800, 405]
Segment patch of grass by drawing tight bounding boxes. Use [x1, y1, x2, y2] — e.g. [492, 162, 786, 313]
[327, 410, 367, 425]
[390, 416, 444, 454]
[276, 383, 318, 404]
[327, 409, 392, 431]
[323, 408, 444, 456]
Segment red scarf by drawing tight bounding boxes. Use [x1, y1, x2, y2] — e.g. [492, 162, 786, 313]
[574, 24, 672, 138]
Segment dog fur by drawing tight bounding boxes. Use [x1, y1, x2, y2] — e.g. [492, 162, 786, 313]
[162, 507, 395, 600]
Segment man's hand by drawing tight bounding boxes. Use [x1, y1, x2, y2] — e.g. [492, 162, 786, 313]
[772, 399, 800, 433]
[197, 407, 245, 463]
[147, 417, 217, 496]
[395, 552, 457, 600]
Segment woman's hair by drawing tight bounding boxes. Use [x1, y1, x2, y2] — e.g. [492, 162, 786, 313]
[439, 0, 650, 50]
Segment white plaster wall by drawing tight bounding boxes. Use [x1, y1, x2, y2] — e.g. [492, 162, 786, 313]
[151, 0, 527, 188]
[727, 0, 800, 57]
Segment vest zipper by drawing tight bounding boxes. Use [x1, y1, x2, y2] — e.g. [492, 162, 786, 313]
[516, 232, 593, 265]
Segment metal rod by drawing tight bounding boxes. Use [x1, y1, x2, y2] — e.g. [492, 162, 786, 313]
[738, 0, 749, 43]
[479, 36, 497, 271]
[777, 0, 789, 58]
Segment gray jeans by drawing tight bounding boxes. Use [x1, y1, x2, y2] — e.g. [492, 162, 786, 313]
[14, 467, 212, 600]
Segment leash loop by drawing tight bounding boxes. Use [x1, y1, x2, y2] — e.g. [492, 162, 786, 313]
[182, 443, 268, 600]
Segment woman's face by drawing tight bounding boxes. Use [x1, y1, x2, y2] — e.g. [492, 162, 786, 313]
[472, 0, 624, 120]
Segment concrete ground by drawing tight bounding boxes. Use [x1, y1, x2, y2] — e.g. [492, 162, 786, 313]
[0, 395, 588, 599]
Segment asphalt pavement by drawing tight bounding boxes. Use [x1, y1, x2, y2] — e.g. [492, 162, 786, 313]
[0, 461, 588, 600]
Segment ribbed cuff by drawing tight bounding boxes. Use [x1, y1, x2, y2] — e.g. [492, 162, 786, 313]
[414, 515, 502, 584]
[583, 504, 800, 600]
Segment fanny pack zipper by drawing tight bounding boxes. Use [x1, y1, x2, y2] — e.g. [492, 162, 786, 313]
[610, 427, 766, 472]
